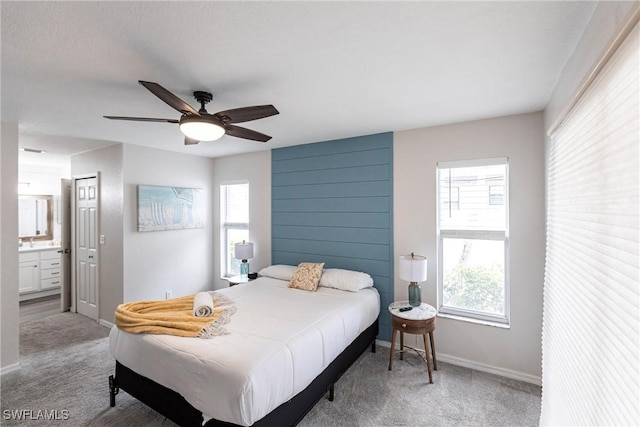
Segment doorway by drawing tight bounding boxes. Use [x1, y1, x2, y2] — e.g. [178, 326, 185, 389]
[17, 169, 72, 322]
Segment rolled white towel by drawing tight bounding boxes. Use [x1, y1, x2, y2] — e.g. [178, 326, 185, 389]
[193, 292, 214, 317]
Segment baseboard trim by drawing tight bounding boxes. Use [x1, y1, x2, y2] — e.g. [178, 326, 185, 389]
[375, 339, 541, 386]
[376, 339, 392, 349]
[0, 362, 21, 376]
[436, 353, 541, 386]
[99, 319, 114, 329]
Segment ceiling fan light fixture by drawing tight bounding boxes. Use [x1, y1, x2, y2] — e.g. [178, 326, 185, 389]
[179, 116, 225, 141]
[106, 81, 277, 144]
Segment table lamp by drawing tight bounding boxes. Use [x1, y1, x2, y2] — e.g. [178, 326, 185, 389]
[234, 241, 254, 279]
[399, 252, 428, 307]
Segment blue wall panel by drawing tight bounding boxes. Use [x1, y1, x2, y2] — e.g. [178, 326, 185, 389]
[272, 132, 394, 341]
[273, 181, 390, 199]
[272, 164, 389, 186]
[272, 226, 389, 245]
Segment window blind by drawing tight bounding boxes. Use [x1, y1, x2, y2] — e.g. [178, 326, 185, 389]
[541, 21, 639, 426]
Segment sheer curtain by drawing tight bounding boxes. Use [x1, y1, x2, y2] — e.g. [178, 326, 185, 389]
[541, 20, 639, 425]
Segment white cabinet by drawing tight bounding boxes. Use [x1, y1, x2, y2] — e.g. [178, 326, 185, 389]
[19, 251, 39, 293]
[18, 248, 62, 299]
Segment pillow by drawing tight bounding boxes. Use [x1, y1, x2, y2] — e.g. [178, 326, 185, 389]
[289, 262, 325, 292]
[258, 265, 297, 281]
[319, 268, 374, 292]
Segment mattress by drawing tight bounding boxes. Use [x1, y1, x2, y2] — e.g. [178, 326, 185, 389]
[109, 277, 380, 426]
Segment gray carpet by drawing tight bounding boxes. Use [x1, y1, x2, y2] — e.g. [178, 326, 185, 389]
[1, 313, 540, 426]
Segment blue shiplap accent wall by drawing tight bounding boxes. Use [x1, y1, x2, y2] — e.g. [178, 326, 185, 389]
[272, 132, 394, 340]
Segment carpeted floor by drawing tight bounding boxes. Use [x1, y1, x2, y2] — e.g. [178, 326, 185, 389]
[0, 312, 541, 426]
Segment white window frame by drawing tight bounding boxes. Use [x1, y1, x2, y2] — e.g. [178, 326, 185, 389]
[436, 157, 510, 326]
[220, 181, 249, 278]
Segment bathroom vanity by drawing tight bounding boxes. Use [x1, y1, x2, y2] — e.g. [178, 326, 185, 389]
[19, 246, 62, 301]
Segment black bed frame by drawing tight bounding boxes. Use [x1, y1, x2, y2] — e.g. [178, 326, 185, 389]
[109, 320, 378, 427]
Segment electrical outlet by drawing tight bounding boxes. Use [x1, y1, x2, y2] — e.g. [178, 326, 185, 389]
[99, 235, 105, 245]
[165, 290, 172, 300]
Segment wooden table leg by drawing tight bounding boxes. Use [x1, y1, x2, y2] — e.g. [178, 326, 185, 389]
[388, 328, 397, 371]
[400, 330, 404, 361]
[423, 333, 433, 384]
[429, 331, 437, 371]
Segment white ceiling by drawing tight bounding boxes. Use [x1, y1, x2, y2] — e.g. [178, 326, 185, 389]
[2, 1, 596, 167]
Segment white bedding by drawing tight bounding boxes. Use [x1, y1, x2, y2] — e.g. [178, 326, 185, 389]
[109, 277, 380, 426]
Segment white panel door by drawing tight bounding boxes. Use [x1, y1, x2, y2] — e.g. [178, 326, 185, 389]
[75, 177, 98, 320]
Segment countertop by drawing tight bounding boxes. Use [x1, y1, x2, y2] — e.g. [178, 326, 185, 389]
[19, 245, 61, 253]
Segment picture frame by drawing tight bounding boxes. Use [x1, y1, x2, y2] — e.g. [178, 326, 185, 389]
[137, 185, 205, 232]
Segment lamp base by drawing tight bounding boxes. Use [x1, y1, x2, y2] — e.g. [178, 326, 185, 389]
[408, 282, 422, 307]
[240, 260, 249, 279]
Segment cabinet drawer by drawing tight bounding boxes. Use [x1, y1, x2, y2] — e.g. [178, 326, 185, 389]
[41, 259, 61, 269]
[19, 252, 39, 262]
[41, 277, 62, 290]
[41, 268, 61, 280]
[40, 250, 60, 260]
[391, 315, 436, 334]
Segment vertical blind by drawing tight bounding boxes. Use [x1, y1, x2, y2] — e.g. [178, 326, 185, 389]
[541, 21, 639, 426]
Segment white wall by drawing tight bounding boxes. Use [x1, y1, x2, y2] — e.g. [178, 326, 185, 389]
[394, 112, 545, 382]
[122, 144, 216, 302]
[545, 1, 637, 128]
[212, 150, 271, 289]
[71, 144, 124, 323]
[0, 122, 20, 372]
[18, 164, 67, 195]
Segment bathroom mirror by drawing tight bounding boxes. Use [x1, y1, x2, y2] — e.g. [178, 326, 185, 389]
[19, 195, 53, 241]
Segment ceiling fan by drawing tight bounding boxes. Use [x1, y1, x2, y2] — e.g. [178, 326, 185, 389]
[104, 81, 279, 145]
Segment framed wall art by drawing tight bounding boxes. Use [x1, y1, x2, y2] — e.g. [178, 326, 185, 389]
[137, 185, 205, 232]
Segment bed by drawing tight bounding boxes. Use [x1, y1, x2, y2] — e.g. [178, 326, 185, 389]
[108, 271, 380, 426]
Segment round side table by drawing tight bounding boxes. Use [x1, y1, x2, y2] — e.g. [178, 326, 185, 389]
[226, 275, 251, 286]
[388, 301, 438, 383]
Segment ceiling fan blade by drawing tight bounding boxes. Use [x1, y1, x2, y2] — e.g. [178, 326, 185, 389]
[138, 81, 200, 116]
[184, 137, 199, 145]
[214, 105, 279, 124]
[225, 125, 272, 142]
[103, 116, 179, 123]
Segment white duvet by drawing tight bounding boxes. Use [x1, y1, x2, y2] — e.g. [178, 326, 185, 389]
[109, 277, 380, 426]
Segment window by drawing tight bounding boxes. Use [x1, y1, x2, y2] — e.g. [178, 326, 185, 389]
[541, 21, 638, 425]
[437, 158, 509, 325]
[220, 182, 249, 277]
[442, 185, 460, 212]
[489, 185, 504, 205]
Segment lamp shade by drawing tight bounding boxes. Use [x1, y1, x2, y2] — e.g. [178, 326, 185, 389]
[399, 253, 427, 282]
[179, 115, 225, 141]
[234, 241, 254, 260]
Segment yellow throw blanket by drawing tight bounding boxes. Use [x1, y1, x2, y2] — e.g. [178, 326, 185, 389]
[115, 292, 235, 338]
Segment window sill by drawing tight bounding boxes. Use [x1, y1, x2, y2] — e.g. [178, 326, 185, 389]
[437, 312, 510, 329]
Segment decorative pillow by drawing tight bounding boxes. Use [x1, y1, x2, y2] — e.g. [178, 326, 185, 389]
[258, 265, 297, 281]
[289, 262, 325, 292]
[319, 269, 374, 292]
